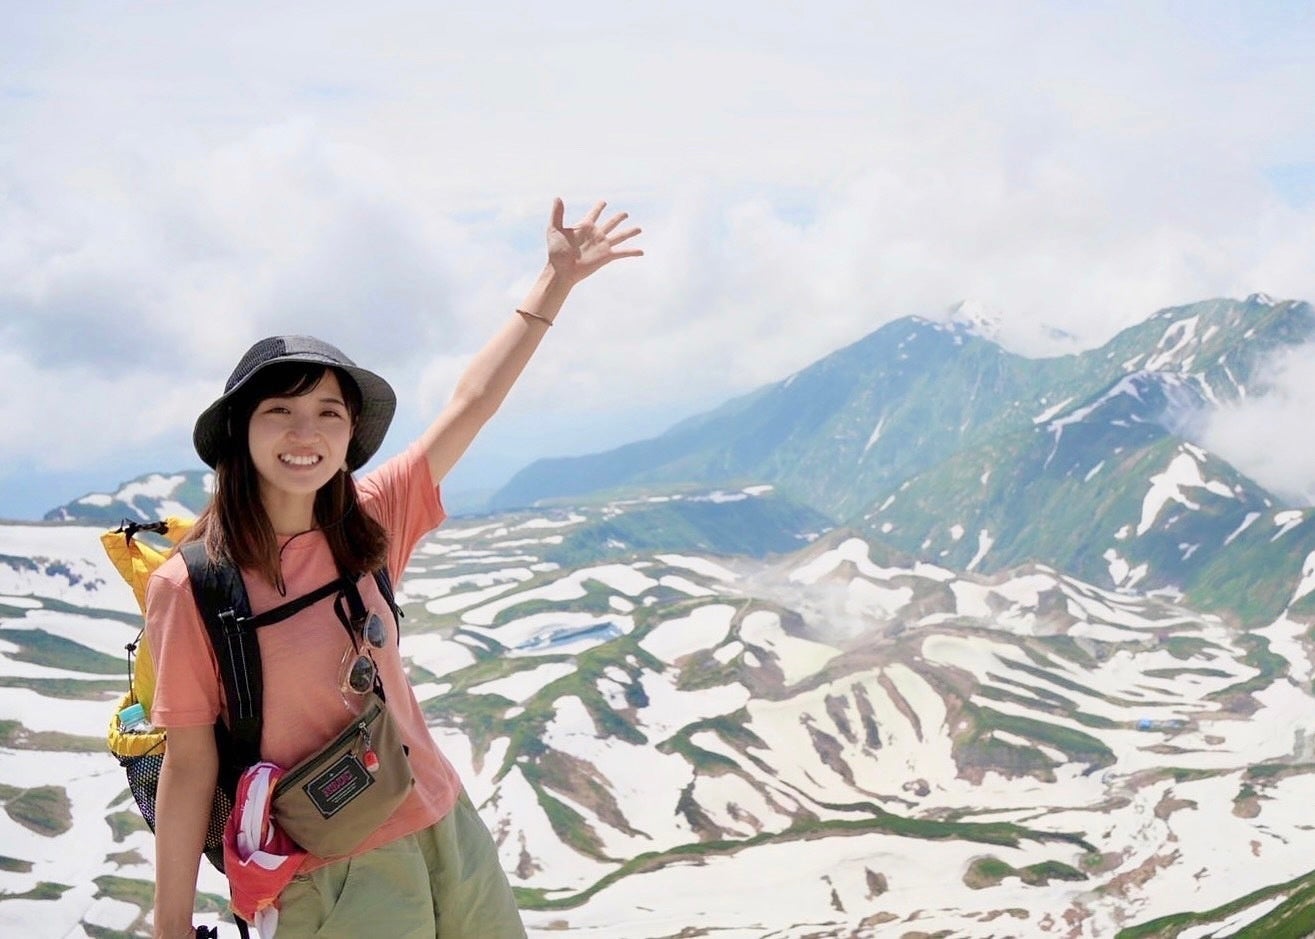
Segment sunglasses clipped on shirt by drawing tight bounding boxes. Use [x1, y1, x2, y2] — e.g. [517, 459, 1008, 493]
[332, 573, 391, 696]
[340, 608, 388, 695]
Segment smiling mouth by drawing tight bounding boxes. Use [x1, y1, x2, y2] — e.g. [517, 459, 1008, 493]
[279, 454, 323, 467]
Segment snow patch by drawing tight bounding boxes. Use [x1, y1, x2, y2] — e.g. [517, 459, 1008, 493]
[1137, 450, 1233, 536]
[1273, 510, 1307, 540]
[791, 537, 901, 584]
[658, 574, 716, 597]
[1144, 315, 1199, 371]
[738, 610, 840, 685]
[1032, 397, 1075, 425]
[640, 604, 736, 664]
[467, 661, 576, 703]
[514, 514, 587, 530]
[966, 530, 993, 572]
[1293, 550, 1315, 603]
[655, 554, 737, 582]
[863, 414, 887, 456]
[1225, 512, 1261, 546]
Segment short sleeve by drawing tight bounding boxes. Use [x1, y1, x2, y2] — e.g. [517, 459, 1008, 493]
[357, 442, 447, 581]
[144, 562, 223, 729]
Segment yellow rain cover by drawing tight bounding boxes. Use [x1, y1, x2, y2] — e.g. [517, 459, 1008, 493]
[101, 518, 192, 757]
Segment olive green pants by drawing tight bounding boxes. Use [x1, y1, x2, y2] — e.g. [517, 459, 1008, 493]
[275, 791, 526, 938]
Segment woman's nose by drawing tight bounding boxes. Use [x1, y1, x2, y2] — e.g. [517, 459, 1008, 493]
[288, 413, 317, 438]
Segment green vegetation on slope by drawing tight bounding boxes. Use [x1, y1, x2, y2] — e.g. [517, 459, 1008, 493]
[964, 854, 1088, 889]
[0, 719, 105, 753]
[0, 628, 125, 674]
[0, 784, 73, 836]
[1117, 866, 1315, 938]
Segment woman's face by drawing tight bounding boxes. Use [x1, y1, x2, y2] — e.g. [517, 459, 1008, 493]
[247, 369, 354, 501]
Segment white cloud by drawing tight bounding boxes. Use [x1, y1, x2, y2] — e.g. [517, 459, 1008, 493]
[1199, 342, 1315, 506]
[4, 2, 1315, 516]
[0, 350, 215, 472]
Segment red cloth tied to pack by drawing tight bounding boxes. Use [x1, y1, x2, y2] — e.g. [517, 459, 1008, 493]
[223, 762, 307, 937]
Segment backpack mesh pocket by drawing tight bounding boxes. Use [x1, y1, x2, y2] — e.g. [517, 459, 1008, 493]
[118, 749, 234, 872]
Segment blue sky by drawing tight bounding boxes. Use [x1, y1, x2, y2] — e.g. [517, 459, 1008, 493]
[4, 1, 1315, 518]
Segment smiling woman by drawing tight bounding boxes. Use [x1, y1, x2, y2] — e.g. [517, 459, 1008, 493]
[142, 198, 642, 939]
[246, 371, 353, 490]
[189, 346, 392, 594]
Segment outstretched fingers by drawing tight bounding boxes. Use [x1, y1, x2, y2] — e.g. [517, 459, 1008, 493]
[547, 198, 644, 274]
[608, 225, 643, 249]
[582, 200, 607, 226]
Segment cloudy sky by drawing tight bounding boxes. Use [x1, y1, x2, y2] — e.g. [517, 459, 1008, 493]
[4, 1, 1315, 518]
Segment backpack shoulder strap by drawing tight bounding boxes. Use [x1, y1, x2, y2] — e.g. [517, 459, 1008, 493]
[179, 545, 398, 771]
[180, 542, 264, 770]
[180, 544, 359, 769]
[372, 566, 403, 642]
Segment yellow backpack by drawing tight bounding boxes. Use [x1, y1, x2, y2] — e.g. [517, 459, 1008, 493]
[102, 518, 194, 760]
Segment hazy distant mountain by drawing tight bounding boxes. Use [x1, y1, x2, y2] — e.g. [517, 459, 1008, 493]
[493, 295, 1315, 623]
[492, 313, 1078, 519]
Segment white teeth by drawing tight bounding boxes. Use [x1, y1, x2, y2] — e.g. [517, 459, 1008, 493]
[279, 454, 322, 466]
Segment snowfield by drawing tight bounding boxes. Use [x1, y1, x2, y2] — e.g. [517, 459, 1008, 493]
[4, 514, 1315, 938]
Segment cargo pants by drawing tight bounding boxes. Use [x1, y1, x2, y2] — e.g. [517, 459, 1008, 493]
[274, 790, 527, 938]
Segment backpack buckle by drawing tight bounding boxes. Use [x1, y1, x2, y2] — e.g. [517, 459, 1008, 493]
[217, 608, 246, 636]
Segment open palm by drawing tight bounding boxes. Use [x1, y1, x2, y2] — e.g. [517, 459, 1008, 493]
[546, 198, 643, 285]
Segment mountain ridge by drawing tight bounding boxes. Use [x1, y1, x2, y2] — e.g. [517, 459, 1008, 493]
[488, 295, 1315, 624]
[496, 295, 1314, 517]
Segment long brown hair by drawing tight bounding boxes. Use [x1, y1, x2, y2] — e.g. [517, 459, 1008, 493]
[185, 362, 390, 591]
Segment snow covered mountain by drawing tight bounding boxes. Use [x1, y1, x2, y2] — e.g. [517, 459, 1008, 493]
[4, 493, 1315, 937]
[866, 373, 1315, 625]
[43, 472, 212, 526]
[492, 295, 1315, 624]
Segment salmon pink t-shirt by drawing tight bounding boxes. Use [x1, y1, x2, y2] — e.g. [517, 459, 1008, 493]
[145, 442, 462, 870]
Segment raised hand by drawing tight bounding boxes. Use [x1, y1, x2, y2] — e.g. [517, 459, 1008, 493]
[546, 198, 643, 285]
[419, 196, 644, 483]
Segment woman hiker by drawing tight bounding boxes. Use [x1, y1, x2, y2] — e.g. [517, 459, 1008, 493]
[145, 199, 642, 938]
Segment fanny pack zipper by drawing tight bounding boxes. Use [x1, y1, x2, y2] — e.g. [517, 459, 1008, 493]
[274, 698, 381, 794]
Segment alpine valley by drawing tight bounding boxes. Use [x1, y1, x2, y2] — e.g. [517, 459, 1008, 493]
[4, 295, 1315, 938]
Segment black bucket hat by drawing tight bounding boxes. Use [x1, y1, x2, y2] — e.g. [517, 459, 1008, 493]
[193, 335, 396, 471]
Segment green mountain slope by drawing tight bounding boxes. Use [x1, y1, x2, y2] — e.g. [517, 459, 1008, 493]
[491, 295, 1315, 622]
[495, 317, 1079, 519]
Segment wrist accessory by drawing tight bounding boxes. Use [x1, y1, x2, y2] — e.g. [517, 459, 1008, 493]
[516, 308, 554, 327]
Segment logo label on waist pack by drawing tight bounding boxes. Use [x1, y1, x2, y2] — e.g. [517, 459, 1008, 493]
[304, 754, 374, 818]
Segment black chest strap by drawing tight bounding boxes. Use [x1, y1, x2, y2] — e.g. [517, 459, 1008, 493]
[178, 542, 399, 782]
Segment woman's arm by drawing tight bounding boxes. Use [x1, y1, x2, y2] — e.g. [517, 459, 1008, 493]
[419, 198, 642, 484]
[152, 724, 220, 939]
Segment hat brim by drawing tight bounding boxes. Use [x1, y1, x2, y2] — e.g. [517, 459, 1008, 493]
[193, 355, 396, 471]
